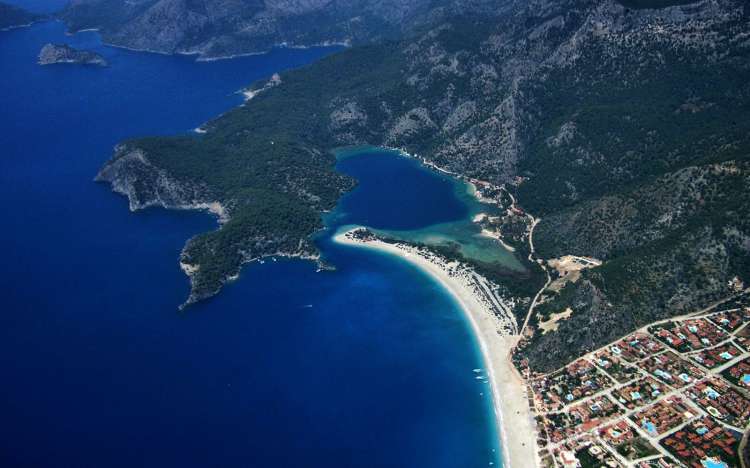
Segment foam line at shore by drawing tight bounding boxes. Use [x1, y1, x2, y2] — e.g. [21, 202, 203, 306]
[332, 228, 538, 468]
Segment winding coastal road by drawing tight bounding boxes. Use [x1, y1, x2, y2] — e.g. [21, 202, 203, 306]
[503, 189, 550, 336]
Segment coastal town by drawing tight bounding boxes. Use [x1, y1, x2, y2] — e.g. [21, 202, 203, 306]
[515, 293, 750, 468]
[344, 220, 750, 468]
[448, 166, 750, 468]
[339, 156, 750, 468]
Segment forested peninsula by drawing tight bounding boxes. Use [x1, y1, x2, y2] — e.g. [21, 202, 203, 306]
[95, 0, 750, 372]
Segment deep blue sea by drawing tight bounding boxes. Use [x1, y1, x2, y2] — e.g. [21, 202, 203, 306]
[0, 14, 501, 468]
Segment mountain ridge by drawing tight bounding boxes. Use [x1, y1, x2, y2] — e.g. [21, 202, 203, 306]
[93, 0, 749, 372]
[60, 0, 511, 59]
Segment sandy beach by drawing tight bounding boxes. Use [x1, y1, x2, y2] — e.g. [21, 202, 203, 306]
[333, 228, 538, 468]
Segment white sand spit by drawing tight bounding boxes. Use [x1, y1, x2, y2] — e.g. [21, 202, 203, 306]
[334, 228, 539, 468]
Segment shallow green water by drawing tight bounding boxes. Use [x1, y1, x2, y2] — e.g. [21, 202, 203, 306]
[334, 146, 525, 272]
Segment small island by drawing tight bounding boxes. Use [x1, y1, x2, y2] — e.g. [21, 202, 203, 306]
[38, 43, 107, 67]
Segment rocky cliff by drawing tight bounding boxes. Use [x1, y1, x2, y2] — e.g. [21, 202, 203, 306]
[95, 146, 215, 212]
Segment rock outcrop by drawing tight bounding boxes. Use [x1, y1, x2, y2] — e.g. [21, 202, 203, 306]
[38, 43, 108, 66]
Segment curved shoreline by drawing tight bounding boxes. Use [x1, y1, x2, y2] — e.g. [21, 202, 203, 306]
[333, 228, 538, 468]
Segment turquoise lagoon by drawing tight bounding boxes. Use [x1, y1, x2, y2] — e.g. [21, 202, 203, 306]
[330, 147, 525, 272]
